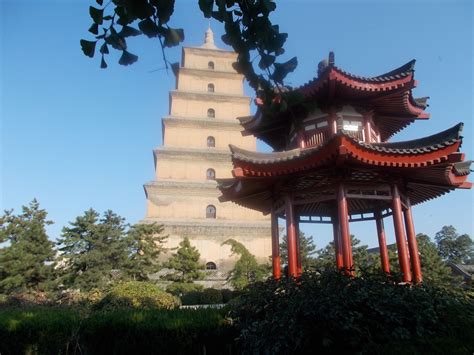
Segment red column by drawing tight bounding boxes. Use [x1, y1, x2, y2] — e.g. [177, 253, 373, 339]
[375, 210, 390, 274]
[332, 214, 344, 269]
[391, 185, 412, 283]
[271, 210, 281, 279]
[285, 195, 298, 277]
[337, 183, 353, 275]
[295, 213, 303, 275]
[403, 200, 423, 283]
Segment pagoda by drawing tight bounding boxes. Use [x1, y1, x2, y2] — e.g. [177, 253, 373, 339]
[143, 28, 271, 275]
[218, 52, 472, 283]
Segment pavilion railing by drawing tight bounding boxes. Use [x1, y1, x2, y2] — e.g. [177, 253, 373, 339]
[304, 128, 332, 147]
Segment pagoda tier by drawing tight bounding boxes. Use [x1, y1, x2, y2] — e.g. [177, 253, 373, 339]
[239, 53, 430, 151]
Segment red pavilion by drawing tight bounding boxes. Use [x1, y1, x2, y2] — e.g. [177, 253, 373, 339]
[218, 53, 472, 283]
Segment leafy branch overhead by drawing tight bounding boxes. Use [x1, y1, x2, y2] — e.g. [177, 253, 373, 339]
[81, 0, 297, 99]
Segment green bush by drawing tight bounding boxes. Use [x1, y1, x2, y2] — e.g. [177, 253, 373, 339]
[0, 307, 81, 354]
[200, 288, 223, 304]
[181, 291, 202, 305]
[231, 270, 474, 354]
[166, 282, 203, 296]
[221, 289, 239, 304]
[96, 281, 180, 311]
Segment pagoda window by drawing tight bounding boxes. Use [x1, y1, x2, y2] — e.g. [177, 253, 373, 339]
[317, 121, 328, 128]
[207, 136, 215, 147]
[343, 120, 362, 132]
[208, 61, 215, 70]
[206, 168, 216, 180]
[208, 83, 215, 92]
[206, 205, 216, 218]
[207, 108, 215, 118]
[206, 262, 217, 270]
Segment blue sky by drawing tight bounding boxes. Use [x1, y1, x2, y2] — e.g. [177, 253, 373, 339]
[1, 0, 473, 249]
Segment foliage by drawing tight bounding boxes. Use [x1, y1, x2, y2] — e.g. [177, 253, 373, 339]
[164, 237, 204, 282]
[95, 281, 180, 311]
[417, 233, 457, 287]
[81, 0, 298, 110]
[0, 306, 81, 355]
[0, 200, 56, 295]
[0, 307, 234, 355]
[435, 225, 474, 264]
[166, 282, 203, 296]
[200, 288, 223, 304]
[56, 209, 129, 292]
[231, 270, 474, 354]
[280, 231, 316, 270]
[125, 222, 167, 281]
[222, 239, 269, 290]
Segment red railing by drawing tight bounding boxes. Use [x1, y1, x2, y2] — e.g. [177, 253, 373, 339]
[343, 129, 364, 142]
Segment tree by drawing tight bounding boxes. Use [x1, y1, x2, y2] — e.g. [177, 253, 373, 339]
[80, 1, 298, 112]
[125, 222, 168, 281]
[416, 233, 454, 287]
[312, 235, 380, 274]
[435, 225, 474, 264]
[0, 199, 55, 295]
[164, 237, 204, 283]
[223, 238, 269, 290]
[279, 231, 317, 270]
[57, 209, 129, 291]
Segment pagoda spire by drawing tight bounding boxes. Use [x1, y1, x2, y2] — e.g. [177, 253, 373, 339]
[201, 24, 218, 49]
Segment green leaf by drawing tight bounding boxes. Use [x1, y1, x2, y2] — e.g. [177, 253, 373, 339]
[96, 0, 103, 5]
[100, 43, 109, 54]
[80, 39, 97, 58]
[89, 6, 103, 25]
[198, 0, 214, 18]
[163, 28, 184, 47]
[138, 18, 161, 38]
[101, 56, 108, 69]
[154, 0, 175, 24]
[258, 53, 275, 70]
[105, 27, 127, 50]
[119, 26, 142, 38]
[119, 50, 138, 66]
[88, 23, 99, 35]
[271, 56, 298, 83]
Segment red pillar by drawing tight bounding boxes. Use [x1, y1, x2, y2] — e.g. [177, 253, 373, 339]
[403, 200, 423, 283]
[391, 185, 412, 283]
[271, 210, 281, 279]
[375, 210, 390, 274]
[337, 183, 353, 275]
[285, 195, 298, 277]
[295, 213, 303, 275]
[332, 214, 344, 269]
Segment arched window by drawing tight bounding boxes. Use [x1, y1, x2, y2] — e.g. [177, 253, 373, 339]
[206, 205, 216, 218]
[208, 61, 214, 70]
[207, 136, 215, 147]
[206, 168, 216, 180]
[207, 83, 215, 93]
[207, 108, 215, 118]
[206, 262, 217, 270]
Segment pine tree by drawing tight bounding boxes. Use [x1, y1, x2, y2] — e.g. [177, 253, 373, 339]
[125, 222, 167, 281]
[164, 237, 203, 283]
[435, 225, 474, 264]
[0, 199, 55, 295]
[280, 231, 317, 270]
[57, 209, 128, 291]
[223, 239, 269, 290]
[417, 233, 456, 286]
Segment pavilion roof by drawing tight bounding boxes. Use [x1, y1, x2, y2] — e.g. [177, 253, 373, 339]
[240, 53, 430, 150]
[218, 123, 471, 214]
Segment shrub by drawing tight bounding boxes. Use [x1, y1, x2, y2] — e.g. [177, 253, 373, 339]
[181, 291, 202, 306]
[221, 289, 239, 304]
[95, 281, 180, 311]
[200, 288, 223, 304]
[166, 282, 203, 296]
[231, 270, 474, 354]
[0, 307, 81, 354]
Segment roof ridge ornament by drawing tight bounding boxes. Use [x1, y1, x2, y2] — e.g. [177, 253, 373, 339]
[201, 24, 218, 49]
